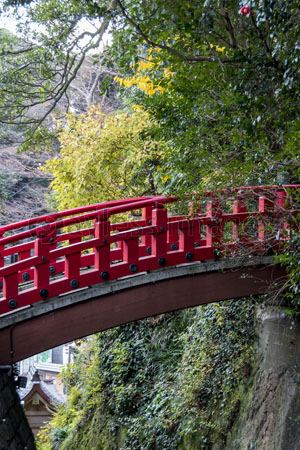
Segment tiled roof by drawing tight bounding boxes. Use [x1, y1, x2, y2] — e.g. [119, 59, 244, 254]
[20, 370, 67, 406]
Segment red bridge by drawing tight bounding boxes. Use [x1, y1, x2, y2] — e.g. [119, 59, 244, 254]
[0, 185, 299, 365]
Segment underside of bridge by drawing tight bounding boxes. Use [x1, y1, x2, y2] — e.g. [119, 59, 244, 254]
[0, 256, 285, 365]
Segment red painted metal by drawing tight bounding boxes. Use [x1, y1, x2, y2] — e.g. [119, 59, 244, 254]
[0, 185, 299, 317]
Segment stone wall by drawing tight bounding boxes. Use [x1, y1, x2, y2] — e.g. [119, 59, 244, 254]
[226, 307, 300, 450]
[0, 367, 36, 450]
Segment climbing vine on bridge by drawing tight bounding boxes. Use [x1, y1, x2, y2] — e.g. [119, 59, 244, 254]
[37, 298, 257, 450]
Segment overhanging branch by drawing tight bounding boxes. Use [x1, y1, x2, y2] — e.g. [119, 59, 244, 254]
[116, 0, 239, 64]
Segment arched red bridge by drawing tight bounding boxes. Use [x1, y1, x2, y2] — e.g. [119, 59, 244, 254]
[0, 185, 299, 364]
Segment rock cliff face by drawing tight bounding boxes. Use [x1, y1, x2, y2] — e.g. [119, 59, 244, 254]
[226, 307, 300, 450]
[0, 367, 36, 450]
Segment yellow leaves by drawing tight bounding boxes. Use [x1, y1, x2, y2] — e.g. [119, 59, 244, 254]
[137, 60, 154, 72]
[132, 104, 143, 112]
[209, 43, 226, 53]
[115, 72, 165, 96]
[163, 67, 174, 79]
[43, 106, 166, 211]
[115, 75, 136, 88]
[114, 48, 174, 96]
[139, 78, 164, 95]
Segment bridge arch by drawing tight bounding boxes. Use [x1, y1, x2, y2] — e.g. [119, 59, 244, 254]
[0, 256, 285, 364]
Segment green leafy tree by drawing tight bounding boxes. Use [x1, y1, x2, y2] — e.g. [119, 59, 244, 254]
[108, 0, 300, 192]
[0, 0, 118, 147]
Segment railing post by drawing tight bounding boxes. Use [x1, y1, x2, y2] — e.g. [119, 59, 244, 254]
[168, 222, 179, 250]
[233, 197, 247, 242]
[3, 273, 18, 301]
[258, 193, 274, 242]
[123, 237, 139, 265]
[188, 201, 202, 245]
[64, 227, 82, 281]
[94, 216, 110, 276]
[179, 222, 194, 253]
[275, 188, 289, 243]
[151, 204, 168, 259]
[206, 198, 223, 252]
[65, 252, 81, 282]
[34, 233, 51, 294]
[275, 189, 287, 210]
[18, 227, 32, 261]
[0, 233, 4, 269]
[142, 206, 152, 248]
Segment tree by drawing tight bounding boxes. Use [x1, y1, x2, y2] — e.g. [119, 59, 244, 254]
[109, 0, 300, 191]
[0, 0, 118, 147]
[43, 106, 165, 210]
[5, 3, 296, 448]
[69, 54, 121, 112]
[1, 0, 299, 187]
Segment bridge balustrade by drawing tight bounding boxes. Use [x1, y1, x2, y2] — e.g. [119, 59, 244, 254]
[0, 185, 299, 316]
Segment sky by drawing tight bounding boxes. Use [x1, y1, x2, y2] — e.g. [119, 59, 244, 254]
[0, 13, 18, 32]
[0, 7, 111, 50]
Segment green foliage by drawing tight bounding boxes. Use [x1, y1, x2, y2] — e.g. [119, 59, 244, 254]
[274, 190, 300, 309]
[1, 2, 299, 445]
[43, 106, 166, 210]
[107, 1, 300, 192]
[37, 299, 257, 449]
[277, 232, 300, 308]
[2, 0, 300, 172]
[0, 0, 115, 147]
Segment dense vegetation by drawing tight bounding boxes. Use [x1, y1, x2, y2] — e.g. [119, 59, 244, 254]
[38, 300, 257, 450]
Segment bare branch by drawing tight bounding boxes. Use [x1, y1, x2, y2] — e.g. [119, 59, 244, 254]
[21, 1, 118, 140]
[219, 9, 237, 49]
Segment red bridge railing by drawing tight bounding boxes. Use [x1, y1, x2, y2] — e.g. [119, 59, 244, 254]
[0, 185, 299, 316]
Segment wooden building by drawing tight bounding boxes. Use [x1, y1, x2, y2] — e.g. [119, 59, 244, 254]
[20, 370, 66, 436]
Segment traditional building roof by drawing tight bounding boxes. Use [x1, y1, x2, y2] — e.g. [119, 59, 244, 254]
[20, 370, 66, 406]
[19, 370, 67, 435]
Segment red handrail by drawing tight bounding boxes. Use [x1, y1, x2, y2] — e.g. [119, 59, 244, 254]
[0, 196, 153, 236]
[0, 185, 299, 317]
